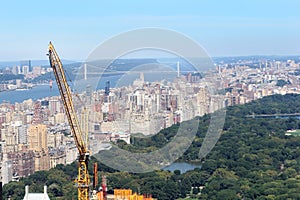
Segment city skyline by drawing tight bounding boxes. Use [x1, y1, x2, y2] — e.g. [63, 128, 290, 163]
[1, 55, 300, 180]
[1, 0, 300, 60]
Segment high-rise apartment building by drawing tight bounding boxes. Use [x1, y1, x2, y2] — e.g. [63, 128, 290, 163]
[49, 99, 60, 115]
[28, 124, 49, 171]
[28, 124, 47, 151]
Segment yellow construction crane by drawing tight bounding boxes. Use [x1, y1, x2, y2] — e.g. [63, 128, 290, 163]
[48, 42, 90, 200]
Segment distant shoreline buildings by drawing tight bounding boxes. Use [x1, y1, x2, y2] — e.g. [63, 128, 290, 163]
[0, 61, 53, 92]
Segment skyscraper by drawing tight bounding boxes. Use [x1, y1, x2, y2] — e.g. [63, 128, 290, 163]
[28, 124, 47, 151]
[105, 81, 110, 96]
[32, 102, 42, 124]
[28, 124, 50, 171]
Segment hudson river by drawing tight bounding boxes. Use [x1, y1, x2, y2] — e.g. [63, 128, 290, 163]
[0, 84, 60, 103]
[0, 75, 123, 103]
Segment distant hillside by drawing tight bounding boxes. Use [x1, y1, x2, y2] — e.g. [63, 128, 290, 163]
[0, 59, 78, 68]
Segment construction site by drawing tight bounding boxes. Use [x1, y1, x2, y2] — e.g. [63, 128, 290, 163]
[47, 42, 154, 200]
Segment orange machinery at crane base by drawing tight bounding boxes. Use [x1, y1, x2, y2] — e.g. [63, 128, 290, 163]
[113, 189, 153, 200]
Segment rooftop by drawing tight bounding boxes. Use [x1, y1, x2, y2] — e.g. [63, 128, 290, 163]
[23, 185, 50, 200]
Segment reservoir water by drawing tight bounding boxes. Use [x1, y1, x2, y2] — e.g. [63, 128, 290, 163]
[163, 162, 202, 174]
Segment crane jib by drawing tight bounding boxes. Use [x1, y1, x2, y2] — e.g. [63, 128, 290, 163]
[48, 45, 87, 154]
[48, 42, 90, 200]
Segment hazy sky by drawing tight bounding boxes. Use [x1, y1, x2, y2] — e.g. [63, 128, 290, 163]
[1, 0, 300, 60]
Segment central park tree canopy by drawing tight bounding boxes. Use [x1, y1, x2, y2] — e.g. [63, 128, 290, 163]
[4, 94, 300, 199]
